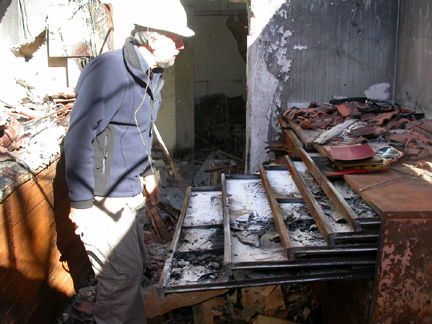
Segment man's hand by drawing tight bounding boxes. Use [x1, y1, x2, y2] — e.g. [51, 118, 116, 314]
[143, 174, 161, 207]
[69, 207, 93, 235]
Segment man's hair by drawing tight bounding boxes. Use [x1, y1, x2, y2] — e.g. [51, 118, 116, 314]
[130, 25, 164, 46]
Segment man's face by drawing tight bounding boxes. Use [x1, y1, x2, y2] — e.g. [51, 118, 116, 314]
[152, 32, 184, 68]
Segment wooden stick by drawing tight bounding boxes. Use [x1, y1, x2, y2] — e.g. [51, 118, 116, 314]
[147, 207, 171, 242]
[218, 149, 245, 163]
[154, 124, 185, 194]
[314, 119, 357, 145]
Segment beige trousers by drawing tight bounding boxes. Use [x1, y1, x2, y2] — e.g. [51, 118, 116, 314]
[73, 194, 147, 324]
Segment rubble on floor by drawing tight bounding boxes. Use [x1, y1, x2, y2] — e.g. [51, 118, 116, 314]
[195, 93, 246, 159]
[55, 150, 324, 324]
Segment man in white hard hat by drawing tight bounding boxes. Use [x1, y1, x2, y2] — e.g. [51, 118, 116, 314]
[63, 1, 194, 323]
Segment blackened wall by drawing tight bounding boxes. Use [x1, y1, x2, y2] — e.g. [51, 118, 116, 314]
[246, 0, 399, 173]
[395, 0, 432, 119]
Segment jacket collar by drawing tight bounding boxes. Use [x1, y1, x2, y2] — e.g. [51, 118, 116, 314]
[122, 37, 164, 99]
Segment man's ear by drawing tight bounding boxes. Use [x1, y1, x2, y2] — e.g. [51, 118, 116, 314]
[147, 34, 158, 52]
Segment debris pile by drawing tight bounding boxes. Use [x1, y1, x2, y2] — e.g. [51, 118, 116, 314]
[0, 93, 74, 166]
[281, 98, 432, 162]
[0, 93, 74, 201]
[195, 93, 246, 159]
[282, 98, 423, 132]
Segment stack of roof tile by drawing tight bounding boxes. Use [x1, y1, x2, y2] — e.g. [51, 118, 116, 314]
[281, 98, 432, 161]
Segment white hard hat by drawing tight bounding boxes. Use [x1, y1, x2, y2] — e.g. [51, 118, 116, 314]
[134, 0, 195, 37]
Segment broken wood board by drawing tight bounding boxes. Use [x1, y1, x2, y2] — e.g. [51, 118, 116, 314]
[314, 119, 357, 145]
[144, 287, 229, 318]
[294, 147, 362, 231]
[279, 158, 337, 246]
[240, 285, 288, 321]
[279, 118, 304, 156]
[259, 165, 296, 260]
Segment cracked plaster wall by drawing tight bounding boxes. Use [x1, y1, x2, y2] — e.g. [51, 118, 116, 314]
[246, 0, 398, 173]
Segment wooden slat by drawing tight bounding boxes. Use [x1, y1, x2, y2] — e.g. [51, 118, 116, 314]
[4, 241, 59, 319]
[282, 156, 335, 246]
[0, 173, 55, 230]
[148, 207, 172, 242]
[0, 193, 54, 267]
[158, 186, 192, 293]
[314, 119, 357, 145]
[279, 118, 304, 157]
[259, 165, 295, 260]
[4, 232, 88, 322]
[298, 146, 362, 232]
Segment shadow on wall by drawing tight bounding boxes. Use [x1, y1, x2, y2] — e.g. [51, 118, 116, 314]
[0, 153, 92, 323]
[0, 0, 11, 23]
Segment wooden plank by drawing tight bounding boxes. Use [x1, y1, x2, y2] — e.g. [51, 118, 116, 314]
[0, 194, 55, 266]
[157, 186, 192, 294]
[20, 279, 72, 324]
[259, 165, 295, 260]
[0, 213, 54, 269]
[0, 171, 54, 228]
[193, 296, 227, 324]
[221, 174, 233, 277]
[4, 242, 60, 320]
[253, 315, 301, 324]
[314, 119, 357, 145]
[10, 256, 80, 324]
[0, 168, 55, 227]
[3, 229, 88, 323]
[147, 207, 171, 242]
[0, 157, 90, 324]
[144, 288, 229, 318]
[282, 156, 335, 245]
[298, 147, 361, 232]
[282, 129, 303, 156]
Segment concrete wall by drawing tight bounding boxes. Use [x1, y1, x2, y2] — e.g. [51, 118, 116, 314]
[246, 0, 398, 173]
[194, 15, 247, 103]
[0, 0, 74, 106]
[395, 0, 432, 119]
[0, 0, 195, 153]
[156, 37, 195, 152]
[176, 35, 195, 150]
